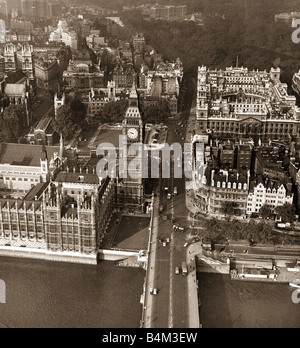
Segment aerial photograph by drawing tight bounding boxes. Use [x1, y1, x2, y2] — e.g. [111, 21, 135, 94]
[0, 0, 299, 332]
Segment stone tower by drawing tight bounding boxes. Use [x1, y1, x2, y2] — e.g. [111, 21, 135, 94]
[4, 43, 17, 73]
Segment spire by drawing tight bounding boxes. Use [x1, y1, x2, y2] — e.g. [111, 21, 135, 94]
[59, 134, 64, 159]
[129, 81, 138, 100]
[41, 145, 47, 161]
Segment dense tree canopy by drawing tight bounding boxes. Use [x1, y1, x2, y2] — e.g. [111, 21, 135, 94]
[99, 99, 129, 124]
[142, 100, 171, 124]
[259, 204, 273, 220]
[0, 105, 27, 143]
[275, 203, 296, 223]
[221, 201, 235, 217]
[53, 105, 80, 141]
[204, 218, 276, 245]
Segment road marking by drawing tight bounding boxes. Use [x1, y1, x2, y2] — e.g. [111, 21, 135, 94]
[168, 229, 174, 329]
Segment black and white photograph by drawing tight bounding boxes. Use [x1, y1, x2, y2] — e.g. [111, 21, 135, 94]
[0, 0, 299, 332]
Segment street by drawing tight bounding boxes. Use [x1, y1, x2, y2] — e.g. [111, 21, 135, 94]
[144, 117, 195, 328]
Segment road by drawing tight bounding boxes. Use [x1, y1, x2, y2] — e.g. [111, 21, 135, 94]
[144, 118, 197, 328]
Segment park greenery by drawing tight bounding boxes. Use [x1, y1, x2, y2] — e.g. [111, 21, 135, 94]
[202, 218, 294, 246]
[275, 203, 296, 223]
[119, 0, 300, 91]
[0, 105, 28, 143]
[94, 98, 171, 125]
[53, 100, 87, 141]
[259, 204, 273, 220]
[97, 99, 129, 124]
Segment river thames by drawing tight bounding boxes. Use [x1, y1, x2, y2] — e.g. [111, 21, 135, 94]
[0, 257, 145, 328]
[198, 273, 300, 328]
[1, 256, 299, 328]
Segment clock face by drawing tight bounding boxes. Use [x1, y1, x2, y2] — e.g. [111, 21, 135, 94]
[127, 128, 138, 140]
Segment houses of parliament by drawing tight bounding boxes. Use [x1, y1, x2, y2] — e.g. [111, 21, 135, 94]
[0, 86, 145, 264]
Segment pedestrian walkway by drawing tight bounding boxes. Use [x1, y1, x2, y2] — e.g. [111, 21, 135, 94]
[186, 242, 202, 328]
[142, 197, 160, 328]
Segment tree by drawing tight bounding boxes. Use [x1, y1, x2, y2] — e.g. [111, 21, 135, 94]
[99, 99, 129, 124]
[275, 203, 295, 224]
[142, 100, 171, 124]
[259, 204, 273, 220]
[0, 105, 27, 143]
[221, 201, 235, 217]
[53, 105, 79, 141]
[70, 100, 87, 125]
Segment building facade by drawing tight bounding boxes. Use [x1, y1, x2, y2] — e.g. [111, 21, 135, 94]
[0, 174, 115, 262]
[247, 181, 293, 215]
[196, 66, 300, 140]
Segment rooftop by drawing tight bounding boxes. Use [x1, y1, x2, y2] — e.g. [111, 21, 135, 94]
[0, 143, 60, 167]
[54, 171, 99, 185]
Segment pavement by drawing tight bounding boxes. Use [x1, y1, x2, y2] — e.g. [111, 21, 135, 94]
[143, 195, 160, 328]
[186, 242, 202, 328]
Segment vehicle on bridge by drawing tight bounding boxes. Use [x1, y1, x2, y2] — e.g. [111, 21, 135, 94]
[182, 262, 188, 276]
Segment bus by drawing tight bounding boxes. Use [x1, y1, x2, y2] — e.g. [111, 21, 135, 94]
[182, 262, 188, 276]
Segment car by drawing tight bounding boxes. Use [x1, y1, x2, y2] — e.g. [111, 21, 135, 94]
[150, 287, 153, 294]
[184, 242, 188, 248]
[153, 288, 158, 295]
[167, 193, 172, 200]
[175, 267, 180, 275]
[163, 242, 167, 247]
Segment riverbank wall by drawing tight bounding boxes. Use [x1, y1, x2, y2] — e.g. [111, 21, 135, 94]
[0, 246, 97, 265]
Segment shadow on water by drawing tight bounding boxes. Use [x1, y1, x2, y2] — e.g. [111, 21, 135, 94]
[197, 269, 300, 328]
[198, 272, 233, 329]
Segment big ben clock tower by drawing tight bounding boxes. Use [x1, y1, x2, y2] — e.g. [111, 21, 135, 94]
[120, 84, 144, 210]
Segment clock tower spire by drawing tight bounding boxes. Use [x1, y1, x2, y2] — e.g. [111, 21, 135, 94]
[120, 84, 144, 211]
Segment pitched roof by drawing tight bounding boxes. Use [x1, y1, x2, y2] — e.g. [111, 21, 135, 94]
[0, 143, 60, 167]
[5, 70, 27, 84]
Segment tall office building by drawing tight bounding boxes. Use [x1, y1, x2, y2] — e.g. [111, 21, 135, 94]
[21, 0, 48, 18]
